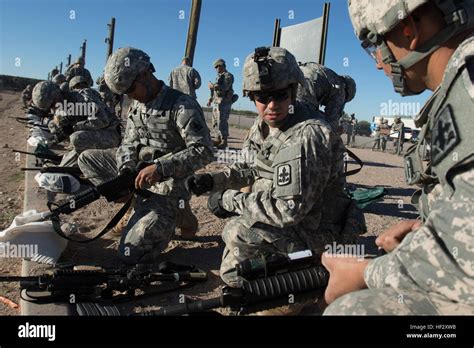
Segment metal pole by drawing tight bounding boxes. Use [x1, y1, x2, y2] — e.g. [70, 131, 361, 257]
[67, 54, 71, 67]
[59, 62, 63, 74]
[184, 0, 202, 66]
[47, 72, 51, 81]
[105, 17, 116, 62]
[318, 3, 330, 65]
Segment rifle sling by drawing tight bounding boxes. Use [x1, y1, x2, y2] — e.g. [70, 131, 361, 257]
[343, 148, 363, 177]
[51, 194, 134, 243]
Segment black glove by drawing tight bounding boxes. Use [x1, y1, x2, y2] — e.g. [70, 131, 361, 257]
[207, 191, 237, 219]
[185, 173, 214, 196]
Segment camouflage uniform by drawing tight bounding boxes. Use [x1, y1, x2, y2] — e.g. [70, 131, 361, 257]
[96, 75, 122, 116]
[325, 0, 474, 315]
[210, 59, 234, 143]
[209, 48, 365, 287]
[168, 63, 202, 99]
[372, 124, 381, 151]
[391, 117, 405, 155]
[78, 47, 213, 264]
[297, 62, 356, 130]
[58, 86, 121, 167]
[22, 85, 32, 107]
[344, 116, 357, 146]
[380, 120, 390, 152]
[65, 57, 93, 87]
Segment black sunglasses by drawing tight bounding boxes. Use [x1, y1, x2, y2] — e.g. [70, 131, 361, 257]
[250, 88, 291, 104]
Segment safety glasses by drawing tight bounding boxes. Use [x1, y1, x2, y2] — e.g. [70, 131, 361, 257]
[250, 88, 291, 104]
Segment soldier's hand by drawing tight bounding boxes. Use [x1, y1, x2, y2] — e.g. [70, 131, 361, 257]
[321, 253, 369, 305]
[375, 219, 422, 253]
[135, 164, 161, 190]
[208, 82, 213, 90]
[207, 191, 237, 219]
[185, 173, 214, 196]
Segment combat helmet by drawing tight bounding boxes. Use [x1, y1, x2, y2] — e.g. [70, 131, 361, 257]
[52, 73, 66, 85]
[348, 0, 474, 95]
[342, 75, 356, 102]
[213, 59, 226, 68]
[242, 46, 305, 96]
[69, 76, 88, 90]
[104, 47, 155, 94]
[32, 81, 61, 110]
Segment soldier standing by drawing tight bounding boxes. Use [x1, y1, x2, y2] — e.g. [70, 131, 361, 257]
[322, 0, 474, 315]
[168, 57, 202, 99]
[344, 114, 357, 146]
[379, 118, 390, 152]
[208, 59, 234, 149]
[186, 47, 366, 314]
[297, 62, 357, 131]
[392, 116, 405, 155]
[371, 123, 381, 151]
[78, 48, 214, 264]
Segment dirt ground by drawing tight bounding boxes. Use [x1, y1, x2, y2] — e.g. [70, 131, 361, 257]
[0, 89, 418, 316]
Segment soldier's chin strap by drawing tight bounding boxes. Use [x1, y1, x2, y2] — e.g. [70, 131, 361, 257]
[379, 0, 474, 96]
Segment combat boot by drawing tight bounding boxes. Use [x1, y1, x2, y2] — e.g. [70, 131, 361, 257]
[110, 195, 135, 236]
[212, 136, 222, 146]
[216, 137, 228, 150]
[176, 201, 199, 239]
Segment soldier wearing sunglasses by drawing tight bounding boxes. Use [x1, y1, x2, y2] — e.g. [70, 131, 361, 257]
[186, 47, 366, 314]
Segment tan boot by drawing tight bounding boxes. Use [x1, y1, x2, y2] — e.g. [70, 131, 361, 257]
[110, 196, 135, 236]
[176, 201, 198, 239]
[212, 136, 222, 146]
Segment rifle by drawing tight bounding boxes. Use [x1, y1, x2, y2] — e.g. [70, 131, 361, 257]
[0, 262, 207, 304]
[15, 148, 63, 165]
[137, 266, 328, 316]
[78, 250, 328, 316]
[42, 162, 153, 242]
[207, 81, 214, 107]
[144, 250, 328, 316]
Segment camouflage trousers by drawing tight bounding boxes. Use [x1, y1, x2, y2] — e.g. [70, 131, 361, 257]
[60, 128, 120, 167]
[323, 287, 474, 315]
[212, 102, 231, 139]
[78, 148, 182, 264]
[220, 217, 341, 287]
[372, 135, 380, 150]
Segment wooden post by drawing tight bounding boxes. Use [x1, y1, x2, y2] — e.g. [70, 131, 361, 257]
[105, 17, 116, 62]
[184, 0, 202, 66]
[272, 18, 281, 47]
[318, 3, 330, 65]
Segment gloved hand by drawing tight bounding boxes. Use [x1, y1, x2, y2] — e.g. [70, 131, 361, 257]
[185, 173, 214, 196]
[207, 191, 237, 219]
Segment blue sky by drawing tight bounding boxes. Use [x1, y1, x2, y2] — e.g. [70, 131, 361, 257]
[0, 0, 429, 121]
